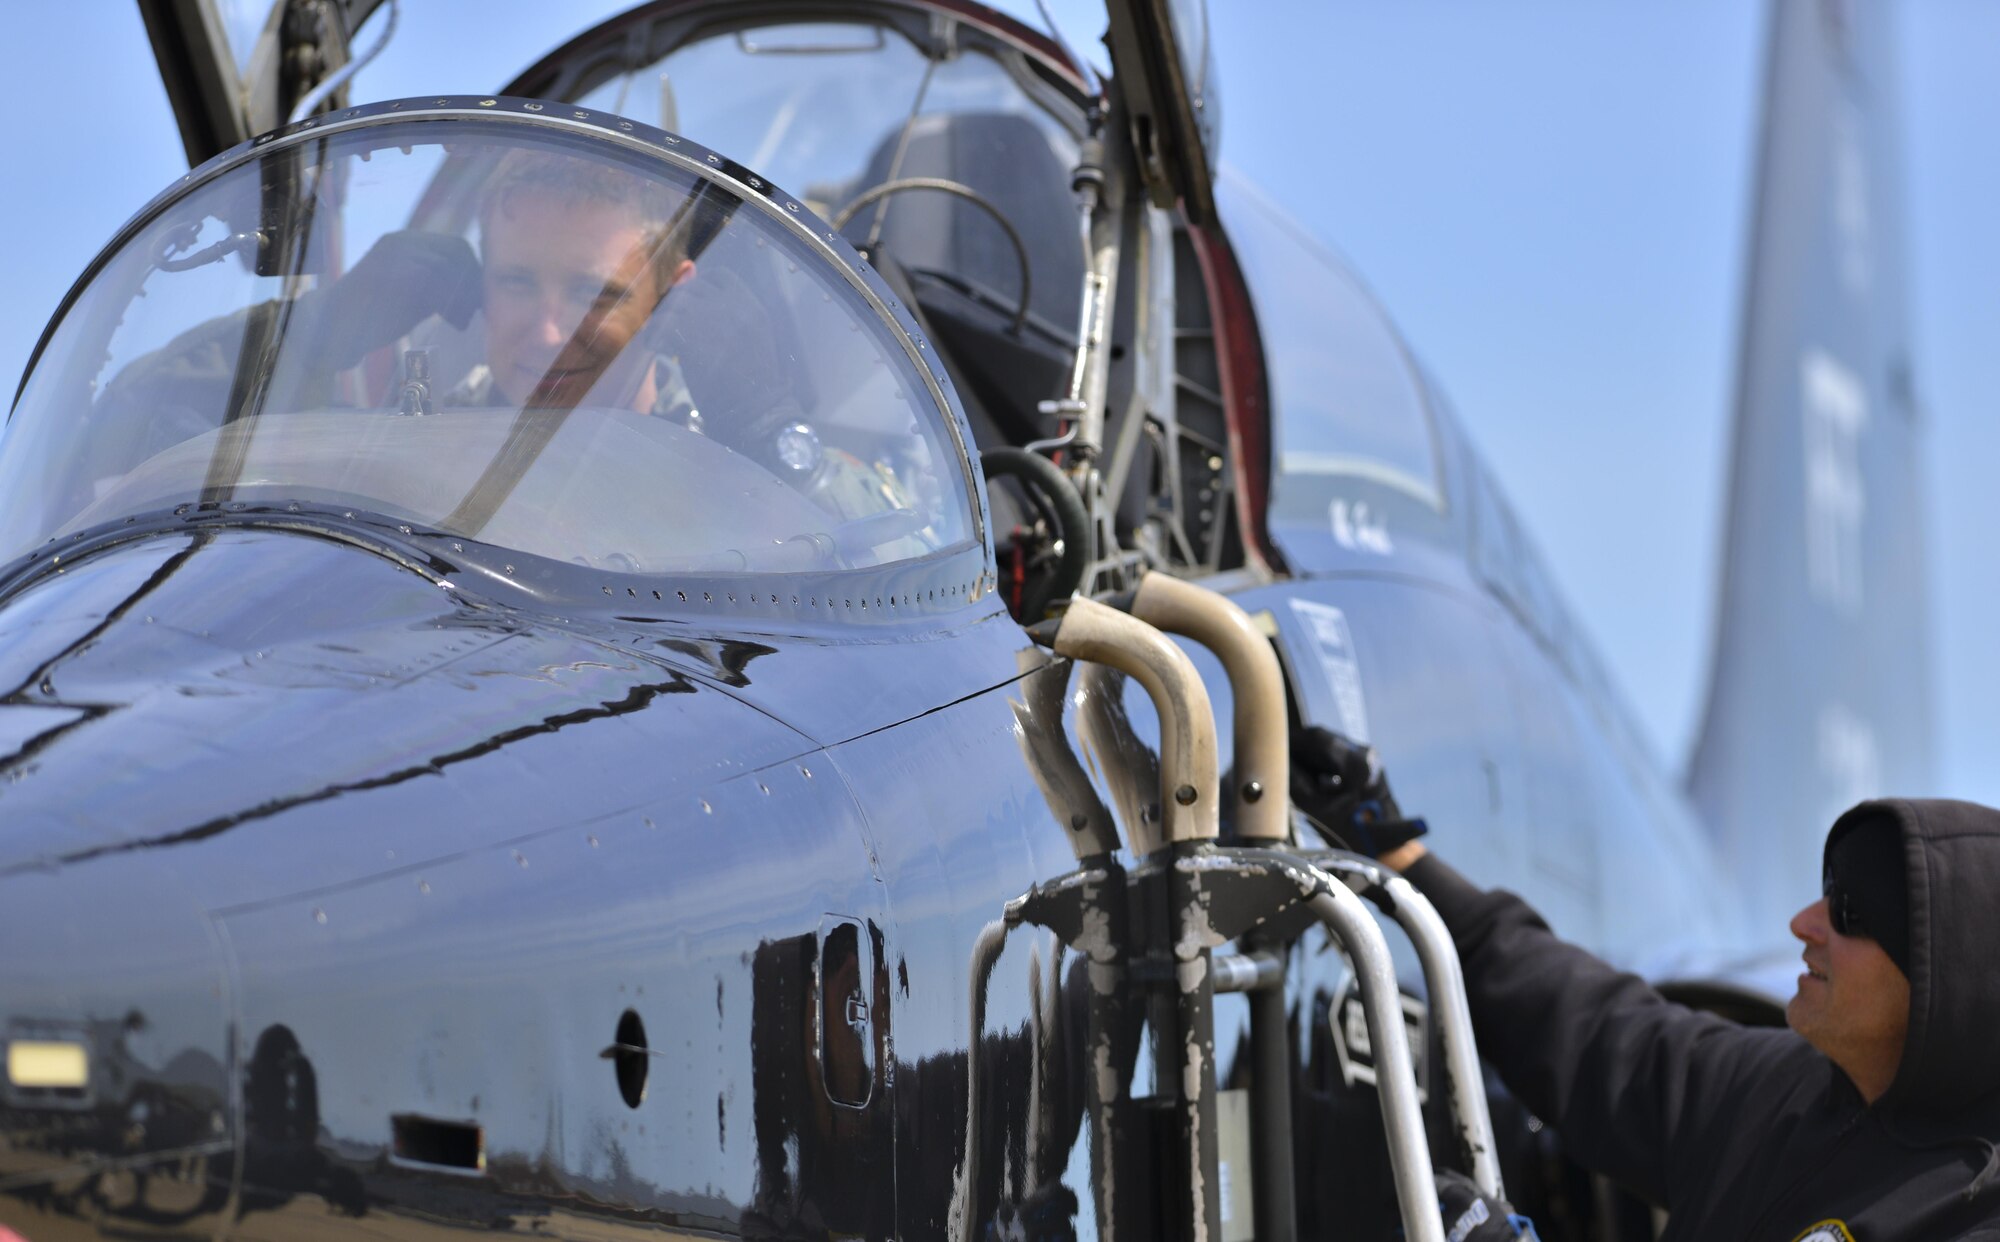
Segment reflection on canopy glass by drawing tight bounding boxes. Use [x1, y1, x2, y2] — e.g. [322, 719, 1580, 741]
[1219, 175, 1441, 509]
[1, 118, 974, 576]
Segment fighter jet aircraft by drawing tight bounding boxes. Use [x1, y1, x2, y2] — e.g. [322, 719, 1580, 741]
[0, 2, 1925, 1240]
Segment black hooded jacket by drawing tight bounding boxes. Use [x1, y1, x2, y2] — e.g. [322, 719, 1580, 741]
[1405, 798, 2000, 1241]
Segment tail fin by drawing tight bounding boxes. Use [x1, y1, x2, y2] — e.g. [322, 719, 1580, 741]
[1686, 0, 1932, 937]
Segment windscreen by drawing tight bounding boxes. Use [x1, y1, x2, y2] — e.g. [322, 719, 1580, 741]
[0, 116, 974, 576]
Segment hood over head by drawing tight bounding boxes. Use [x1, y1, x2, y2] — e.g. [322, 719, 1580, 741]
[1826, 798, 2000, 1113]
[1824, 811, 1913, 978]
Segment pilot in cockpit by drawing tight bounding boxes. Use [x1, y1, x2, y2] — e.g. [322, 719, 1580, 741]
[97, 144, 912, 527]
[424, 147, 913, 524]
[440, 147, 697, 417]
[11, 117, 957, 578]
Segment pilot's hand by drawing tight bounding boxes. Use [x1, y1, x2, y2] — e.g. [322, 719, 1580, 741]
[1436, 1170, 1540, 1242]
[1289, 724, 1427, 858]
[317, 230, 482, 368]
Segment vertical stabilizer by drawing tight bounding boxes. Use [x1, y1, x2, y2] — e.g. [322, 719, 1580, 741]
[1687, 0, 1932, 950]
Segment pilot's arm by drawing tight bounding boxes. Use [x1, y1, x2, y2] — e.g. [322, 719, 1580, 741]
[103, 229, 480, 425]
[304, 229, 483, 372]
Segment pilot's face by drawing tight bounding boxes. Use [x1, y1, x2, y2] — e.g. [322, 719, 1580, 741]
[1787, 895, 1909, 1091]
[481, 191, 673, 409]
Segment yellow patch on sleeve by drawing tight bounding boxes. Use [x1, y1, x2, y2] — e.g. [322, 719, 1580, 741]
[1790, 1222, 1856, 1242]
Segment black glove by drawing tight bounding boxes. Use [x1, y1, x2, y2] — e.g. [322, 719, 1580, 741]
[1435, 1169, 1539, 1242]
[314, 229, 483, 369]
[1289, 725, 1428, 856]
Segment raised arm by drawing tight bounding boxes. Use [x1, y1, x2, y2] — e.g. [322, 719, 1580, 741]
[1394, 847, 1798, 1206]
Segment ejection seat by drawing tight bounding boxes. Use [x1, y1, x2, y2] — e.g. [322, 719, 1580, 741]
[833, 111, 1095, 614]
[837, 110, 1085, 454]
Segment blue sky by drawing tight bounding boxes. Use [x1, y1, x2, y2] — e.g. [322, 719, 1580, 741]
[1201, 1, 1998, 810]
[1, 2, 1991, 808]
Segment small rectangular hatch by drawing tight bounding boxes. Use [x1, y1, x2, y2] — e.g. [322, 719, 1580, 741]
[391, 1113, 485, 1173]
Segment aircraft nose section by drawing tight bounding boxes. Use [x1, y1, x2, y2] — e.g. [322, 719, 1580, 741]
[0, 847, 235, 1232]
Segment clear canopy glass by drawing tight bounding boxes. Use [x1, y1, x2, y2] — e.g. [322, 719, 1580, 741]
[1, 115, 976, 576]
[1219, 175, 1442, 510]
[567, 16, 1087, 333]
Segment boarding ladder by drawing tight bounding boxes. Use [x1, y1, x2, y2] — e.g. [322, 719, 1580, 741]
[964, 575, 1503, 1242]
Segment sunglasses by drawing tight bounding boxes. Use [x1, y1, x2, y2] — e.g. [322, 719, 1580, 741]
[1823, 871, 1867, 938]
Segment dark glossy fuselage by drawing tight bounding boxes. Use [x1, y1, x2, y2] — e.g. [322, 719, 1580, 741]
[0, 518, 1030, 1238]
[0, 487, 1487, 1242]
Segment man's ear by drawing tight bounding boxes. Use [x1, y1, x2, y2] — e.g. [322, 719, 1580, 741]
[672, 259, 697, 288]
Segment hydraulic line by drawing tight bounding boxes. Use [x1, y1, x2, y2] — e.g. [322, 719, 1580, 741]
[832, 178, 1034, 334]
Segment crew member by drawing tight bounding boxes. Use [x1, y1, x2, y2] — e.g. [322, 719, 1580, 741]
[1295, 727, 2000, 1240]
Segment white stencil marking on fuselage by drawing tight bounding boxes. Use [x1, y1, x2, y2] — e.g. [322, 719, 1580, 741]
[1801, 347, 1868, 613]
[1290, 599, 1371, 743]
[1328, 985, 1427, 1102]
[1329, 498, 1394, 555]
